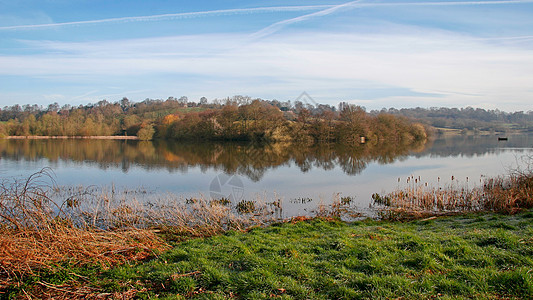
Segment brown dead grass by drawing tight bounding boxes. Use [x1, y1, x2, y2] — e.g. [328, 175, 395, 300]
[0, 169, 280, 297]
[0, 224, 169, 299]
[0, 169, 169, 297]
[9, 280, 145, 300]
[482, 171, 533, 212]
[0, 226, 167, 279]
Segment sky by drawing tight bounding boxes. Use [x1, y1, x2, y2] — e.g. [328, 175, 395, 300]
[1, 0, 533, 111]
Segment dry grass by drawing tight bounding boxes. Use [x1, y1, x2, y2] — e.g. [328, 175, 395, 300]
[0, 169, 282, 295]
[0, 228, 164, 294]
[55, 186, 280, 239]
[134, 196, 278, 241]
[313, 193, 362, 220]
[482, 155, 533, 211]
[373, 155, 533, 218]
[0, 169, 168, 295]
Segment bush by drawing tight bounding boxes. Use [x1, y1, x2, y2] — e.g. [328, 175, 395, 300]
[137, 124, 155, 141]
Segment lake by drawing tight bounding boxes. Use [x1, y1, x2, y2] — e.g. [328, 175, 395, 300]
[1, 134, 532, 218]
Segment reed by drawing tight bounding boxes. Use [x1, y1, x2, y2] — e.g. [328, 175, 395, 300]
[373, 155, 533, 219]
[0, 169, 168, 292]
[0, 169, 286, 291]
[314, 193, 361, 220]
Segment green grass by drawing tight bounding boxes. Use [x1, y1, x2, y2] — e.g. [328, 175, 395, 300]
[102, 211, 532, 299]
[4, 211, 533, 299]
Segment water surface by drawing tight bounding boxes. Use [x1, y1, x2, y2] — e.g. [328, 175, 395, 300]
[1, 134, 532, 217]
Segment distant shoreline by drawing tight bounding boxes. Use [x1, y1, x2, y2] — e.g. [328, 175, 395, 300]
[3, 135, 139, 140]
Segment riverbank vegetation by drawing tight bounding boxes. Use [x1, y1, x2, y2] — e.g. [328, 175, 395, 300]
[0, 96, 429, 144]
[372, 155, 533, 220]
[1, 164, 532, 298]
[0, 169, 285, 297]
[3, 207, 533, 298]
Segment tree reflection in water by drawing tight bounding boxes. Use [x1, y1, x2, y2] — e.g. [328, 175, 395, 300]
[0, 138, 429, 181]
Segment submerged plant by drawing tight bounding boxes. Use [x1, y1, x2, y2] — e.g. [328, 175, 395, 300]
[235, 200, 256, 214]
[210, 197, 231, 206]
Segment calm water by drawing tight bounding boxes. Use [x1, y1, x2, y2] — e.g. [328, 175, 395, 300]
[1, 134, 532, 217]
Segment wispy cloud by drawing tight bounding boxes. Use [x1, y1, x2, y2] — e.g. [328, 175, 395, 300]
[70, 90, 100, 101]
[1, 0, 532, 110]
[2, 29, 532, 110]
[0, 5, 333, 31]
[357, 0, 533, 7]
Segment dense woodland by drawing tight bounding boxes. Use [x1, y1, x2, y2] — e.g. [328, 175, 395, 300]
[0, 96, 428, 144]
[5, 95, 530, 142]
[2, 96, 531, 143]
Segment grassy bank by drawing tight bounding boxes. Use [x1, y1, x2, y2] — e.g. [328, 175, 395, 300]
[4, 211, 532, 299]
[1, 166, 532, 298]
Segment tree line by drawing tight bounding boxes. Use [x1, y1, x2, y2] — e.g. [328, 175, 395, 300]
[373, 107, 533, 132]
[0, 96, 428, 145]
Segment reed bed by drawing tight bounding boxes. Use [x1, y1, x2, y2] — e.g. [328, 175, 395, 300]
[0, 169, 168, 294]
[1, 169, 307, 293]
[372, 155, 533, 219]
[1, 180, 354, 297]
[55, 187, 281, 237]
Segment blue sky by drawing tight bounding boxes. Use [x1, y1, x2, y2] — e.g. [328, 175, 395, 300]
[1, 0, 533, 111]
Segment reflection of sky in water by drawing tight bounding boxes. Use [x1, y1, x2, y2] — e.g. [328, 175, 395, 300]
[1, 135, 532, 218]
[243, 148, 531, 214]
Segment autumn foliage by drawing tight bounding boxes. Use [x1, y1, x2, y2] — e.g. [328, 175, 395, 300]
[0, 97, 429, 144]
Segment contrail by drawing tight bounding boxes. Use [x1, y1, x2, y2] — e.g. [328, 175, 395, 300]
[251, 0, 363, 39]
[1, 0, 532, 31]
[250, 0, 533, 39]
[0, 5, 333, 31]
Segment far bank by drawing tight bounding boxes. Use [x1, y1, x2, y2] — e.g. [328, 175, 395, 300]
[3, 135, 138, 140]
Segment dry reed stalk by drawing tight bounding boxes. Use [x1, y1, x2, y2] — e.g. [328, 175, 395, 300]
[139, 197, 274, 239]
[1, 169, 353, 297]
[0, 169, 170, 292]
[482, 172, 533, 212]
[374, 159, 533, 218]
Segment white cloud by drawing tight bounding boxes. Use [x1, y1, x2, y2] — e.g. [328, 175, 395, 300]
[1, 26, 533, 110]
